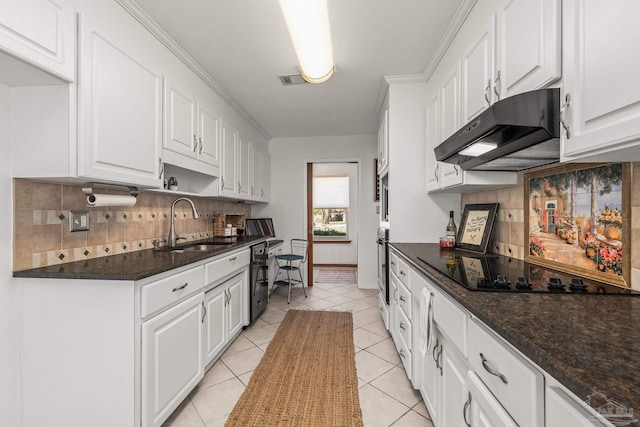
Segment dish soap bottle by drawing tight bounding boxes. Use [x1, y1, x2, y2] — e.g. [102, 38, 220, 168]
[446, 210, 457, 244]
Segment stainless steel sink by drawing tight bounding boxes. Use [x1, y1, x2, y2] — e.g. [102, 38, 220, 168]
[155, 241, 234, 253]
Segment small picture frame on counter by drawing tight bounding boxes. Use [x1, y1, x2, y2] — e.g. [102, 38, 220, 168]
[456, 203, 499, 254]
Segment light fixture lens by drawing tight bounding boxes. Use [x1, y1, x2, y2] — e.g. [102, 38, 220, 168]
[279, 0, 334, 83]
[459, 142, 498, 157]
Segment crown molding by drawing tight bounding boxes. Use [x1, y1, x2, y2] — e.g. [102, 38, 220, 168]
[375, 0, 476, 113]
[115, 0, 272, 141]
[423, 0, 477, 81]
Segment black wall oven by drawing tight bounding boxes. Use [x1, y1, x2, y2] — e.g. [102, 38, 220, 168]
[377, 227, 389, 303]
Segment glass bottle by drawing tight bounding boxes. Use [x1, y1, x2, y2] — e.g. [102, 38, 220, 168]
[446, 210, 457, 244]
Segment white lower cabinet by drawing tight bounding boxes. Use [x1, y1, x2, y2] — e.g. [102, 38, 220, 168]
[468, 371, 517, 427]
[203, 284, 226, 363]
[546, 384, 611, 427]
[142, 291, 204, 427]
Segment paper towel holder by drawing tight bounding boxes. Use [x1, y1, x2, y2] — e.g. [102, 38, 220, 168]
[82, 182, 139, 200]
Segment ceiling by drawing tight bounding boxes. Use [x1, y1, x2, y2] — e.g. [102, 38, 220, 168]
[133, 0, 465, 139]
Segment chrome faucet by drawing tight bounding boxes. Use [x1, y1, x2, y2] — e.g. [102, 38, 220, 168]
[168, 197, 200, 247]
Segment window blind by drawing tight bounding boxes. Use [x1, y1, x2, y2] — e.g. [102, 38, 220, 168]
[313, 176, 349, 208]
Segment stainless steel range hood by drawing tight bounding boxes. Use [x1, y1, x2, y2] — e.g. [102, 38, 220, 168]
[434, 88, 560, 171]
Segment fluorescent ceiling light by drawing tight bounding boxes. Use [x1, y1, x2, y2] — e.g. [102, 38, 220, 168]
[279, 0, 335, 84]
[459, 141, 498, 157]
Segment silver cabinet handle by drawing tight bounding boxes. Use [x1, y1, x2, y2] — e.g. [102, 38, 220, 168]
[493, 70, 501, 100]
[399, 349, 406, 359]
[199, 137, 204, 155]
[432, 339, 440, 367]
[221, 177, 225, 189]
[399, 295, 406, 303]
[560, 93, 571, 139]
[454, 164, 459, 176]
[201, 301, 207, 323]
[229, 256, 237, 261]
[485, 79, 491, 105]
[238, 181, 241, 191]
[400, 270, 405, 277]
[480, 353, 508, 384]
[434, 164, 439, 182]
[193, 135, 198, 153]
[159, 158, 164, 179]
[399, 322, 406, 331]
[463, 392, 472, 427]
[172, 282, 188, 292]
[437, 344, 443, 376]
[390, 261, 396, 266]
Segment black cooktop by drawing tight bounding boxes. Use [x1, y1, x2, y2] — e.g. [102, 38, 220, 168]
[418, 251, 639, 295]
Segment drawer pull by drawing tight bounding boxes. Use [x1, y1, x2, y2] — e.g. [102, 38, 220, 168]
[172, 282, 189, 292]
[399, 349, 406, 359]
[463, 392, 472, 427]
[201, 301, 207, 323]
[399, 322, 406, 331]
[400, 270, 405, 276]
[399, 295, 406, 302]
[480, 353, 508, 384]
[432, 338, 440, 366]
[229, 256, 237, 261]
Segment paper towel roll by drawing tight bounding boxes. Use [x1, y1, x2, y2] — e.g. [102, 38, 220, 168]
[86, 194, 137, 207]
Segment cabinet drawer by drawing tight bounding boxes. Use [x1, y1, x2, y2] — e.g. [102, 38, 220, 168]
[397, 257, 410, 287]
[468, 319, 544, 427]
[389, 251, 399, 276]
[398, 279, 412, 319]
[205, 249, 250, 285]
[141, 266, 205, 318]
[398, 330, 412, 380]
[378, 292, 389, 330]
[433, 289, 467, 356]
[398, 307, 412, 352]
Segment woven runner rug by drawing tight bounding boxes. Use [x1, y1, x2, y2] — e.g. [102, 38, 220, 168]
[226, 310, 363, 426]
[315, 269, 357, 285]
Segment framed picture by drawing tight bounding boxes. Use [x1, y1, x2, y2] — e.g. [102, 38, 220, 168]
[524, 163, 630, 288]
[456, 203, 499, 253]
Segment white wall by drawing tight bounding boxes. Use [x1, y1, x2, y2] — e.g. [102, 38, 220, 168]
[252, 135, 378, 289]
[313, 162, 359, 265]
[0, 84, 19, 426]
[386, 81, 461, 242]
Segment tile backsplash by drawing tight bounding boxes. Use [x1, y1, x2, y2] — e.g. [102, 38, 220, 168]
[461, 163, 640, 289]
[13, 179, 250, 271]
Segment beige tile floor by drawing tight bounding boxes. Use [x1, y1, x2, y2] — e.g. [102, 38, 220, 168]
[162, 269, 434, 427]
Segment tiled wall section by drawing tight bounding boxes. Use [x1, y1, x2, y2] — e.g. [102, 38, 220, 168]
[461, 163, 640, 289]
[13, 179, 251, 271]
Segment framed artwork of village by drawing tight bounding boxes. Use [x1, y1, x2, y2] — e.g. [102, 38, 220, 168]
[524, 163, 630, 288]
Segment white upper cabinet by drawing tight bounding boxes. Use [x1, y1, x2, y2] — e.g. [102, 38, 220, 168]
[77, 11, 163, 188]
[219, 119, 238, 197]
[495, 0, 561, 99]
[439, 61, 463, 189]
[461, 15, 496, 123]
[0, 0, 75, 82]
[378, 109, 389, 176]
[237, 133, 250, 198]
[259, 147, 270, 201]
[163, 70, 221, 176]
[561, 0, 640, 161]
[425, 91, 440, 192]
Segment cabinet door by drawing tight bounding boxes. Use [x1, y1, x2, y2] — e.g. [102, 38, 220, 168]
[220, 120, 237, 196]
[496, 0, 561, 99]
[425, 91, 441, 192]
[440, 344, 469, 427]
[204, 286, 226, 365]
[468, 371, 518, 427]
[78, 12, 162, 187]
[378, 110, 389, 175]
[389, 273, 399, 351]
[439, 62, 463, 188]
[546, 386, 609, 427]
[142, 292, 204, 427]
[562, 0, 640, 159]
[198, 101, 220, 167]
[226, 272, 246, 338]
[259, 148, 270, 201]
[0, 0, 75, 81]
[250, 142, 261, 199]
[461, 15, 496, 122]
[237, 134, 250, 198]
[164, 80, 197, 157]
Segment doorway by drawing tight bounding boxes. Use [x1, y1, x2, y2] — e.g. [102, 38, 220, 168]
[306, 162, 359, 286]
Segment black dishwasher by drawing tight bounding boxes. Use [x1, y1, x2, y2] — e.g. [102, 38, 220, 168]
[248, 241, 269, 326]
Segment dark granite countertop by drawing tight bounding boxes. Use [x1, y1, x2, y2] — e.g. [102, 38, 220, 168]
[391, 242, 640, 417]
[13, 236, 269, 281]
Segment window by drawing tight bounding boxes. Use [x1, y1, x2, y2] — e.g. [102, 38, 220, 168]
[313, 176, 349, 239]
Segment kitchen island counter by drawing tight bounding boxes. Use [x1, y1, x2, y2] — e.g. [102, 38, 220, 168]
[13, 236, 268, 281]
[392, 242, 639, 418]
